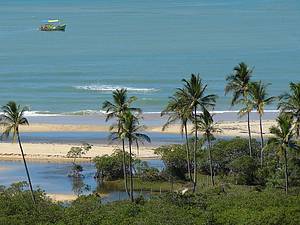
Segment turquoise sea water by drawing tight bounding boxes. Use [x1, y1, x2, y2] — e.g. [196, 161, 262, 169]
[0, 0, 299, 114]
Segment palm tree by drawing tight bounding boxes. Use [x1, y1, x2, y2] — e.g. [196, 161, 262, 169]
[117, 111, 151, 202]
[0, 101, 36, 204]
[196, 109, 221, 186]
[102, 88, 141, 197]
[225, 62, 253, 156]
[278, 82, 300, 139]
[161, 91, 193, 180]
[268, 113, 300, 194]
[248, 81, 276, 165]
[179, 74, 217, 192]
[249, 81, 276, 166]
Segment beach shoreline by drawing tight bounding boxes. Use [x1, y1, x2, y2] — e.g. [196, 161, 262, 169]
[0, 142, 159, 162]
[1, 119, 276, 136]
[0, 119, 276, 162]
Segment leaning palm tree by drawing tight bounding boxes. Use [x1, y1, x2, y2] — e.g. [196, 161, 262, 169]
[117, 111, 151, 202]
[179, 74, 217, 192]
[0, 101, 36, 204]
[225, 62, 253, 156]
[248, 81, 276, 165]
[278, 82, 300, 139]
[268, 113, 300, 194]
[102, 88, 141, 197]
[161, 91, 193, 180]
[195, 109, 221, 186]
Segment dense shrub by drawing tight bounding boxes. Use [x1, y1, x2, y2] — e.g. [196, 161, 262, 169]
[205, 137, 260, 175]
[0, 183, 299, 225]
[93, 149, 133, 181]
[154, 144, 191, 180]
[229, 155, 258, 185]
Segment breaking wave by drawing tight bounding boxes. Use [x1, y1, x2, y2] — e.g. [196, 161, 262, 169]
[74, 85, 159, 93]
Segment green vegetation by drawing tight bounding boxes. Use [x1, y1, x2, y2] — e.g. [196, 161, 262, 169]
[0, 182, 299, 225]
[94, 149, 133, 181]
[67, 143, 92, 177]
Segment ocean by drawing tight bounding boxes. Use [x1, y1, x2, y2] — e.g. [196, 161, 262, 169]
[0, 0, 299, 116]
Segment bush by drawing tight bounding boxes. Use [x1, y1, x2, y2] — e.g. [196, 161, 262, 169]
[93, 149, 133, 181]
[205, 138, 260, 176]
[154, 144, 190, 180]
[0, 183, 299, 225]
[229, 155, 258, 185]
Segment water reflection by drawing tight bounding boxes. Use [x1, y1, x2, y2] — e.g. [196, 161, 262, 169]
[70, 176, 90, 196]
[0, 159, 164, 202]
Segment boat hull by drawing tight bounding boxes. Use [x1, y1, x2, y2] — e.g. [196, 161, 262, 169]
[40, 24, 66, 31]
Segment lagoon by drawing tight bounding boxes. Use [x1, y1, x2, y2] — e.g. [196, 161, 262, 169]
[0, 159, 164, 202]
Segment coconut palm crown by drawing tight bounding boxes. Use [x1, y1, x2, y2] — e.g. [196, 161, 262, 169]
[102, 88, 141, 122]
[278, 82, 300, 138]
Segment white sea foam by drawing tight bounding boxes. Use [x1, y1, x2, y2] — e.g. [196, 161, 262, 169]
[24, 111, 60, 117]
[0, 109, 279, 118]
[74, 85, 159, 93]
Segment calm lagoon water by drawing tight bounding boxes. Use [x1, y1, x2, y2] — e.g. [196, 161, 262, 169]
[0, 159, 164, 202]
[0, 0, 299, 115]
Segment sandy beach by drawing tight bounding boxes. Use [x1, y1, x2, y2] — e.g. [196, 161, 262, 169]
[0, 142, 157, 162]
[47, 193, 78, 202]
[1, 120, 276, 137]
[0, 120, 276, 162]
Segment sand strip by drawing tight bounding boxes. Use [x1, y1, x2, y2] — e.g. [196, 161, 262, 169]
[1, 120, 276, 137]
[0, 143, 158, 162]
[47, 193, 78, 202]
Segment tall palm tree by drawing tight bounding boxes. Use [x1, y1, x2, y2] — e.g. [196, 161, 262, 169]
[268, 114, 300, 194]
[179, 74, 217, 192]
[102, 88, 141, 197]
[161, 91, 193, 180]
[196, 109, 221, 186]
[0, 101, 36, 204]
[225, 62, 253, 156]
[248, 81, 276, 165]
[278, 82, 300, 139]
[117, 111, 151, 202]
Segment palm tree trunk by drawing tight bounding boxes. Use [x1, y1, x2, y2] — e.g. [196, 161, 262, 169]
[16, 129, 36, 204]
[284, 147, 289, 194]
[128, 138, 134, 202]
[192, 106, 198, 193]
[207, 135, 214, 186]
[296, 117, 300, 139]
[247, 111, 252, 157]
[259, 114, 264, 166]
[184, 122, 192, 181]
[122, 139, 130, 197]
